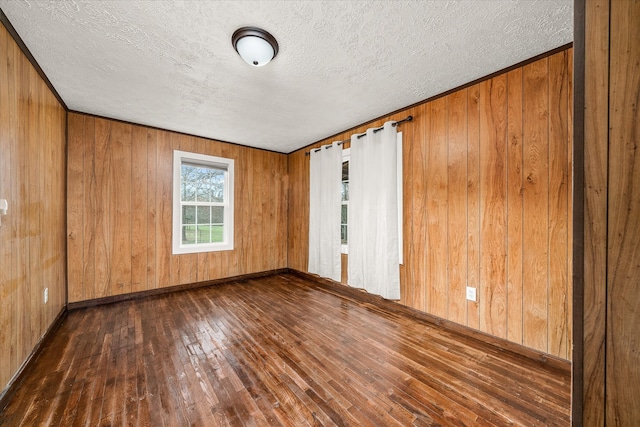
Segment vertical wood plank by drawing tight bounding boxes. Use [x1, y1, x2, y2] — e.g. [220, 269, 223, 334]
[522, 58, 550, 352]
[286, 152, 301, 271]
[252, 149, 265, 273]
[236, 145, 248, 276]
[157, 131, 173, 288]
[506, 68, 524, 345]
[170, 133, 182, 285]
[548, 51, 570, 359]
[110, 122, 133, 296]
[0, 25, 12, 389]
[27, 64, 41, 347]
[42, 97, 52, 313]
[54, 104, 66, 308]
[341, 254, 348, 285]
[263, 148, 274, 271]
[14, 37, 28, 371]
[94, 118, 112, 297]
[397, 110, 413, 306]
[412, 103, 429, 312]
[277, 154, 289, 272]
[242, 149, 255, 275]
[479, 76, 508, 339]
[581, 0, 609, 423]
[67, 114, 84, 303]
[81, 116, 96, 301]
[447, 91, 468, 325]
[235, 147, 248, 276]
[467, 85, 481, 330]
[566, 47, 574, 359]
[147, 129, 158, 289]
[427, 97, 449, 319]
[6, 32, 18, 381]
[607, 0, 640, 423]
[132, 125, 149, 293]
[223, 142, 235, 275]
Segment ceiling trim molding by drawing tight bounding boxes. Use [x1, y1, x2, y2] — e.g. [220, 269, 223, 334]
[290, 42, 574, 155]
[67, 110, 287, 156]
[0, 7, 68, 111]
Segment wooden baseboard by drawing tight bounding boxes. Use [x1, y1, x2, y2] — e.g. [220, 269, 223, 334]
[67, 268, 290, 311]
[289, 269, 571, 375]
[0, 306, 67, 413]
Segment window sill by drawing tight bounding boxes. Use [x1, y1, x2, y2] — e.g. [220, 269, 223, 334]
[173, 242, 234, 255]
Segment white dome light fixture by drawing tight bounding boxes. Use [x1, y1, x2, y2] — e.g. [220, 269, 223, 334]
[232, 27, 279, 67]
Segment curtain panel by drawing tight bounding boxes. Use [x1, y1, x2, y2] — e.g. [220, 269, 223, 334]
[348, 121, 401, 299]
[308, 141, 342, 282]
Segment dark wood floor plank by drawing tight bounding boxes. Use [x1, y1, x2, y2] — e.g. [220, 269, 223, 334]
[0, 273, 570, 426]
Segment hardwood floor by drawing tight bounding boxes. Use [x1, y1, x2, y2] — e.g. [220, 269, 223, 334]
[0, 274, 570, 426]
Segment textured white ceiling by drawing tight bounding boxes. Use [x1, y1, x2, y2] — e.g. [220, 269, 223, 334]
[0, 1, 572, 153]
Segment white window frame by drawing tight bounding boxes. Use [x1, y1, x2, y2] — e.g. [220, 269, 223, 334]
[341, 148, 350, 254]
[172, 150, 234, 254]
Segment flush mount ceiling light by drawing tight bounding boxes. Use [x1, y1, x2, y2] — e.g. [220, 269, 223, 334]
[232, 27, 279, 67]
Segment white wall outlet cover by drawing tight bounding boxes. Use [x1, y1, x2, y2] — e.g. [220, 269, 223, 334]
[466, 286, 477, 302]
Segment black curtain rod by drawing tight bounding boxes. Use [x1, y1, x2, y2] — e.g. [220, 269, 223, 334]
[304, 115, 413, 156]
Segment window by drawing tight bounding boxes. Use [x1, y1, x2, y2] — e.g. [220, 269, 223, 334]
[341, 148, 350, 253]
[173, 150, 234, 254]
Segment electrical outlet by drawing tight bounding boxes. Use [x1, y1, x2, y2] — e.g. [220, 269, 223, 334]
[44, 287, 48, 304]
[466, 286, 476, 302]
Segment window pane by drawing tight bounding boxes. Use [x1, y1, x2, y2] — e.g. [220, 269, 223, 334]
[182, 225, 196, 245]
[183, 164, 226, 203]
[181, 166, 196, 202]
[209, 170, 225, 203]
[182, 205, 196, 225]
[341, 182, 349, 201]
[212, 225, 224, 243]
[197, 206, 211, 224]
[342, 160, 349, 181]
[341, 225, 348, 245]
[212, 206, 224, 223]
[197, 225, 212, 244]
[196, 184, 209, 202]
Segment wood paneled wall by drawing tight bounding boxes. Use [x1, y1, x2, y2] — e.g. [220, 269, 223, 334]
[288, 48, 573, 359]
[0, 23, 67, 394]
[577, 0, 640, 424]
[67, 113, 288, 302]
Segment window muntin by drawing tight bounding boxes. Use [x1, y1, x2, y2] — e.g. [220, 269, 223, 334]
[173, 151, 234, 254]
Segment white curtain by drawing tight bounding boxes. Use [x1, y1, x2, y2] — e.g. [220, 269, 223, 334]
[348, 121, 400, 299]
[308, 141, 342, 282]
